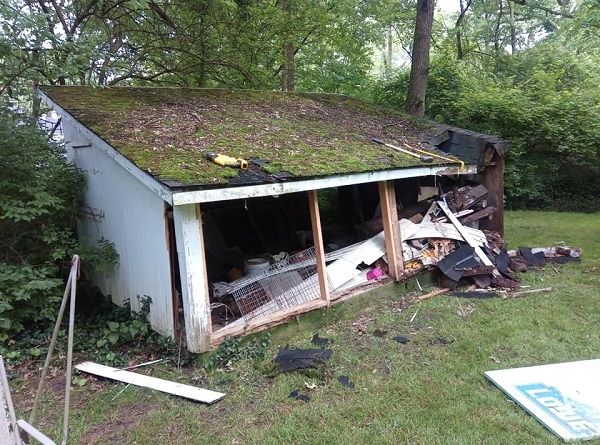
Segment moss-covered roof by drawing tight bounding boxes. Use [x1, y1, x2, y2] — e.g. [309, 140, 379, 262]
[42, 86, 462, 188]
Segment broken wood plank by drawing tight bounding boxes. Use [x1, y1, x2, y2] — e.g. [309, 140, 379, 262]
[378, 181, 403, 280]
[308, 190, 330, 304]
[437, 201, 495, 269]
[459, 206, 497, 224]
[416, 287, 451, 302]
[75, 362, 226, 404]
[479, 153, 504, 235]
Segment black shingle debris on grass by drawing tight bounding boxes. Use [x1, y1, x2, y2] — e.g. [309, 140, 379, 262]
[275, 348, 332, 372]
[451, 290, 501, 299]
[338, 375, 355, 389]
[372, 329, 388, 338]
[519, 247, 546, 267]
[311, 333, 333, 348]
[289, 390, 310, 402]
[393, 335, 410, 344]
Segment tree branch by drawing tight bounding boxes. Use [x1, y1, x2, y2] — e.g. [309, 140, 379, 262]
[509, 0, 575, 18]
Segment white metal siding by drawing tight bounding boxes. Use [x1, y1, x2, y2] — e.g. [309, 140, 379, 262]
[64, 123, 174, 337]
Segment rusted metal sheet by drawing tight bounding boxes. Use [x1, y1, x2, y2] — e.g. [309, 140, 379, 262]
[63, 122, 175, 338]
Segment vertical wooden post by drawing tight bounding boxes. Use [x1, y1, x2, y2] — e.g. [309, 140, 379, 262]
[308, 190, 330, 304]
[378, 180, 404, 280]
[479, 152, 505, 236]
[173, 203, 212, 353]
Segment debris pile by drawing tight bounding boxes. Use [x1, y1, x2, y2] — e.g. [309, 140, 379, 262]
[211, 183, 581, 328]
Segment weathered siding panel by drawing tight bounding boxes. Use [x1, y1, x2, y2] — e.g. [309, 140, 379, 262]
[64, 122, 174, 337]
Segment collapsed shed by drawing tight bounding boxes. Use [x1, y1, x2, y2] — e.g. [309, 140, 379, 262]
[40, 86, 509, 353]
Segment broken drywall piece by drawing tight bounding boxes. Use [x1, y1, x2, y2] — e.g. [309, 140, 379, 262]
[326, 232, 386, 290]
[75, 362, 225, 404]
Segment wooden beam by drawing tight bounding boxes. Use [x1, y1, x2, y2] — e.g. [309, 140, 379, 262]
[378, 181, 404, 280]
[479, 152, 505, 236]
[210, 299, 328, 345]
[308, 190, 330, 304]
[172, 164, 479, 205]
[437, 201, 495, 268]
[173, 203, 212, 352]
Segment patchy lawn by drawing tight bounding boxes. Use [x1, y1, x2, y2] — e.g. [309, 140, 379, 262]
[11, 210, 600, 444]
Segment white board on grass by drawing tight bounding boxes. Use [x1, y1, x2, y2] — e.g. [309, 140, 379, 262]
[76, 362, 226, 404]
[485, 359, 600, 442]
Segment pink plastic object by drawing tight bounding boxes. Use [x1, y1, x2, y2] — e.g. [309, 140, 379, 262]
[367, 267, 383, 281]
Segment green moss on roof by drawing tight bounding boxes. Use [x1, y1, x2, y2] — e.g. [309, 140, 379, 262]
[42, 86, 459, 186]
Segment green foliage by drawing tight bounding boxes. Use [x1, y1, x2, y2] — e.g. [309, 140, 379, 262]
[203, 334, 271, 370]
[373, 40, 600, 211]
[75, 296, 175, 365]
[0, 108, 118, 343]
[1, 295, 175, 365]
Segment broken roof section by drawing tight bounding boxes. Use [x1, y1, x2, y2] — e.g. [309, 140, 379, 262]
[41, 86, 508, 189]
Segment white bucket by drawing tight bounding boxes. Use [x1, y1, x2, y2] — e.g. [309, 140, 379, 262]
[244, 258, 270, 276]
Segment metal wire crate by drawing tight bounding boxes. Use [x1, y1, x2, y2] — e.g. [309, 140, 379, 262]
[231, 248, 327, 321]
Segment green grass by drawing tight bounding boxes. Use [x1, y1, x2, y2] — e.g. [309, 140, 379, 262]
[12, 211, 600, 444]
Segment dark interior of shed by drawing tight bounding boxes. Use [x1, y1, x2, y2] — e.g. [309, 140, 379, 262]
[203, 174, 475, 331]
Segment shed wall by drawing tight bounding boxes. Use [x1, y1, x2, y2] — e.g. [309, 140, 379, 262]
[64, 122, 175, 337]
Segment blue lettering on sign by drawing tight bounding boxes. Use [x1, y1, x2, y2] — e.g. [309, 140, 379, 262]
[517, 383, 600, 438]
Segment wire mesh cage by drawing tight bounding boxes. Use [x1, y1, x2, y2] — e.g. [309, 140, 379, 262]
[231, 247, 327, 322]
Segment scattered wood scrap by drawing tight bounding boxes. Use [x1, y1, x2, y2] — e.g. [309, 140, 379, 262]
[503, 287, 553, 299]
[75, 362, 226, 404]
[416, 287, 450, 302]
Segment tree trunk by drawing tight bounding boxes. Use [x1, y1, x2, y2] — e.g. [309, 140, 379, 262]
[386, 26, 393, 76]
[507, 0, 516, 53]
[282, 42, 295, 91]
[455, 0, 472, 60]
[493, 0, 505, 70]
[281, 0, 295, 92]
[405, 0, 436, 117]
[31, 48, 41, 118]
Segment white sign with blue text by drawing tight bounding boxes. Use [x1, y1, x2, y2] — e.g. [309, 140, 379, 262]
[485, 359, 600, 442]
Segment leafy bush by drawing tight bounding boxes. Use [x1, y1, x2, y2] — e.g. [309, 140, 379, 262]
[0, 107, 117, 342]
[2, 295, 175, 365]
[371, 42, 600, 211]
[203, 334, 271, 370]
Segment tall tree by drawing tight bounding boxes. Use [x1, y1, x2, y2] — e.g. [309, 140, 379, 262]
[405, 0, 436, 116]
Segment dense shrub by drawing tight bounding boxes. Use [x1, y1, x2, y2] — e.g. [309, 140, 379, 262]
[0, 108, 116, 343]
[371, 41, 600, 211]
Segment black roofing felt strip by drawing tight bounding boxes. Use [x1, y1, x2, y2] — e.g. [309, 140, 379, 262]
[275, 348, 332, 372]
